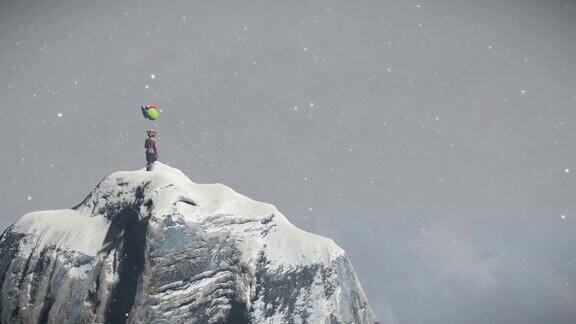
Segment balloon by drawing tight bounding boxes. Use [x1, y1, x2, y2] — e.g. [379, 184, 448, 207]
[147, 107, 159, 120]
[141, 105, 159, 121]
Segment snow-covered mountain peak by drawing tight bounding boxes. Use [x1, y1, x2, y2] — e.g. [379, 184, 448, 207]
[1, 163, 378, 323]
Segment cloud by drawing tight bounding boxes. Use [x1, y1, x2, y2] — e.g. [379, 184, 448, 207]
[338, 210, 576, 323]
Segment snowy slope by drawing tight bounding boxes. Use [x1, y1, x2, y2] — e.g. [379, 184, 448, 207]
[0, 163, 378, 323]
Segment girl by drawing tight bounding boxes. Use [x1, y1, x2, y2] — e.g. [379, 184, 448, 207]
[145, 130, 158, 171]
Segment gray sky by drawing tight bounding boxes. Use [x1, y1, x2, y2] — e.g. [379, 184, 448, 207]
[1, 0, 576, 322]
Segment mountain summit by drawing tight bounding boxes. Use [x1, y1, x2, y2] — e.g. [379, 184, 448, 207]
[0, 163, 378, 323]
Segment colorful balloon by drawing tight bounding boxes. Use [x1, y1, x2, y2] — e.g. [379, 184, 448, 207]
[141, 105, 160, 121]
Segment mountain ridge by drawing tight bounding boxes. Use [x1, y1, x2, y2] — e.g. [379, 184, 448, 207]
[0, 162, 378, 323]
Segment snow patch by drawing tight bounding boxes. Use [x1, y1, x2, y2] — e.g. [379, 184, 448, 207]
[13, 209, 108, 256]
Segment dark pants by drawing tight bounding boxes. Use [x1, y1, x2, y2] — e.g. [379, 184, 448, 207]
[146, 153, 157, 171]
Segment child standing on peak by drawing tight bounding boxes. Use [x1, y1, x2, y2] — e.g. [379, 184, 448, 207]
[145, 130, 158, 171]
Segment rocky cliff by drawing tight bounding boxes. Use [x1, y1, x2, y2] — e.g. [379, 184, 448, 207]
[0, 163, 377, 323]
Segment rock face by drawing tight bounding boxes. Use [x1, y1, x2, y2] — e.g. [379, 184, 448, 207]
[0, 163, 378, 323]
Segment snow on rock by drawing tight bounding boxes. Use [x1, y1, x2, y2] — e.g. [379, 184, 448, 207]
[0, 162, 378, 323]
[13, 209, 109, 257]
